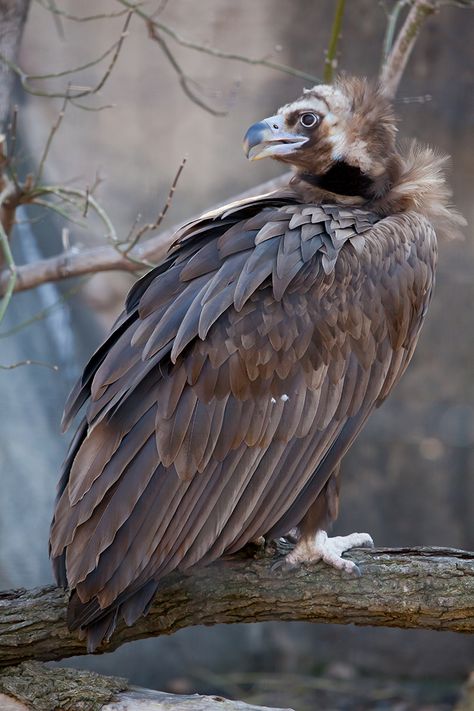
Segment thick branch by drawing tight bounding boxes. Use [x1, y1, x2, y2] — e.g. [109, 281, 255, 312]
[0, 546, 472, 669]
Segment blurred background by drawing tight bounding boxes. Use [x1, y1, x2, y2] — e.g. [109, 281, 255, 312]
[0, 1, 473, 709]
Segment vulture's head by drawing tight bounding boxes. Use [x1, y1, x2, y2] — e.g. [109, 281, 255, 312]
[243, 75, 399, 201]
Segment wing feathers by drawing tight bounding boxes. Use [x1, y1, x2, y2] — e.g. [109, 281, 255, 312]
[53, 195, 436, 650]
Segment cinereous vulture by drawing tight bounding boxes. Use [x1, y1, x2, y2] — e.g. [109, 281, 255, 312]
[50, 75, 464, 651]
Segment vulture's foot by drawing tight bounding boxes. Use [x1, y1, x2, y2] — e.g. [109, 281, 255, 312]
[274, 530, 374, 576]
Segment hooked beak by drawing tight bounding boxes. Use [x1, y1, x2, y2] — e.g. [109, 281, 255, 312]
[243, 114, 308, 161]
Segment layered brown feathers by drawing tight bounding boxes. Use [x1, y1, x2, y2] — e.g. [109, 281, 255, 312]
[50, 76, 463, 652]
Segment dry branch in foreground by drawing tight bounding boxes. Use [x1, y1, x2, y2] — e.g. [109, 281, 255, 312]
[0, 546, 473, 670]
[0, 661, 291, 711]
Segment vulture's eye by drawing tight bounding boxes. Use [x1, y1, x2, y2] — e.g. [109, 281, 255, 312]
[299, 112, 319, 128]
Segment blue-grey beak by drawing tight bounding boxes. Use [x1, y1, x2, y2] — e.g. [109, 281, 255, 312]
[243, 114, 308, 161]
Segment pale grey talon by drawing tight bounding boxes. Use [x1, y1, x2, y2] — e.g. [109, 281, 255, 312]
[280, 530, 374, 576]
[341, 561, 362, 578]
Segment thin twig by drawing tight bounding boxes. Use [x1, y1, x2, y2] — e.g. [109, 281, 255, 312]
[0, 12, 131, 100]
[146, 22, 227, 116]
[0, 359, 59, 371]
[86, 12, 132, 100]
[69, 99, 115, 112]
[45, 0, 65, 39]
[35, 0, 132, 23]
[117, 0, 320, 83]
[31, 186, 118, 243]
[0, 221, 16, 323]
[35, 93, 68, 186]
[0, 278, 88, 339]
[83, 186, 90, 218]
[324, 0, 346, 82]
[5, 106, 20, 190]
[0, 40, 115, 88]
[32, 198, 88, 228]
[122, 157, 187, 256]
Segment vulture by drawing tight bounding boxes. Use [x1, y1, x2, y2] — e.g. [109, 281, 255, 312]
[50, 75, 464, 651]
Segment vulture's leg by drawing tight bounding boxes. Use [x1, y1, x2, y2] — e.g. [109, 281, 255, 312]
[278, 465, 373, 575]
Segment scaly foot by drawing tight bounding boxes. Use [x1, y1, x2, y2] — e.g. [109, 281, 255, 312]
[275, 530, 374, 576]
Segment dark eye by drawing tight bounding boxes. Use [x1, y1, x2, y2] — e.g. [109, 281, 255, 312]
[299, 112, 319, 128]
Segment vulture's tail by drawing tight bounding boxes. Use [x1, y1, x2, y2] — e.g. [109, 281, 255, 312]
[67, 579, 159, 653]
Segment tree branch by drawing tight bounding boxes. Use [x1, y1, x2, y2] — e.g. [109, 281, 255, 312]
[0, 661, 290, 711]
[379, 0, 438, 99]
[115, 0, 320, 84]
[0, 11, 131, 101]
[0, 174, 290, 297]
[0, 546, 472, 669]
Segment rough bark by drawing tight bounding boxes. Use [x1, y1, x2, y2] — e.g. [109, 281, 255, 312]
[0, 661, 290, 711]
[0, 546, 472, 670]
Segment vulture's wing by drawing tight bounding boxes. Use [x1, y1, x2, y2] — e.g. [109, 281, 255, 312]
[50, 196, 436, 649]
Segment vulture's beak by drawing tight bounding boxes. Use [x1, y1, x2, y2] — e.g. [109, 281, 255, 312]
[243, 114, 308, 161]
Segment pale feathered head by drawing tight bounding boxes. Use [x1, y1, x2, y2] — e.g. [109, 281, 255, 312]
[244, 75, 399, 200]
[243, 75, 465, 237]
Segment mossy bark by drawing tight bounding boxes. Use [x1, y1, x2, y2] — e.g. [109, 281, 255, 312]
[0, 662, 291, 711]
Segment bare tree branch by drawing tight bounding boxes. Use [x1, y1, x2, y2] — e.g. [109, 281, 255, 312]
[0, 219, 16, 322]
[379, 0, 438, 99]
[0, 174, 290, 297]
[35, 0, 132, 23]
[0, 277, 86, 339]
[0, 661, 290, 711]
[116, 0, 320, 82]
[119, 156, 187, 259]
[0, 546, 473, 669]
[145, 21, 228, 116]
[0, 12, 131, 101]
[0, 359, 58, 371]
[34, 93, 68, 186]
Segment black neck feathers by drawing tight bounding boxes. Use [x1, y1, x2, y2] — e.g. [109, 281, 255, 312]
[300, 161, 375, 200]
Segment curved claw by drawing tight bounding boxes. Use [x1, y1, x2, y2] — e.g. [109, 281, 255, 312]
[271, 557, 297, 573]
[340, 560, 362, 577]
